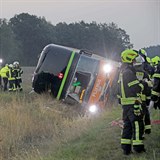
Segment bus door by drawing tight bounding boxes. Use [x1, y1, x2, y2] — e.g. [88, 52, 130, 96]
[66, 55, 99, 104]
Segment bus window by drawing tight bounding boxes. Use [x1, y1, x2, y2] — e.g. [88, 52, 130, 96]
[37, 47, 72, 75]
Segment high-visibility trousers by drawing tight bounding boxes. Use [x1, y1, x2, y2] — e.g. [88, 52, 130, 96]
[8, 80, 16, 91]
[121, 105, 145, 152]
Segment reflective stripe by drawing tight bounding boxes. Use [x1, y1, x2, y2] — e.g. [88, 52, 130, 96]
[120, 73, 126, 98]
[141, 94, 146, 101]
[135, 121, 139, 141]
[152, 90, 160, 97]
[128, 80, 139, 87]
[139, 83, 144, 90]
[153, 73, 160, 78]
[133, 121, 143, 145]
[57, 51, 75, 100]
[8, 78, 15, 80]
[120, 97, 141, 105]
[136, 72, 144, 81]
[16, 76, 21, 79]
[119, 72, 141, 105]
[132, 140, 143, 145]
[121, 138, 131, 144]
[117, 95, 121, 98]
[145, 125, 151, 130]
[146, 96, 151, 100]
[134, 105, 141, 109]
[8, 69, 15, 80]
[146, 80, 153, 87]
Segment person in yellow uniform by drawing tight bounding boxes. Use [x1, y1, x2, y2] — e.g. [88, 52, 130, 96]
[118, 49, 145, 155]
[0, 64, 9, 91]
[6, 64, 16, 92]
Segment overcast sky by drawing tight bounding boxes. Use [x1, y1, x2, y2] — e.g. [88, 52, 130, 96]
[0, 0, 160, 50]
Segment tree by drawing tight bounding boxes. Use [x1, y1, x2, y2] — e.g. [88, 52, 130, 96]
[9, 13, 56, 65]
[144, 45, 160, 58]
[54, 21, 133, 61]
[0, 19, 22, 65]
[7, 13, 133, 65]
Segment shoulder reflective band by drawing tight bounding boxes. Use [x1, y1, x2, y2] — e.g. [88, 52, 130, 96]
[56, 51, 75, 100]
[128, 80, 139, 87]
[151, 90, 160, 97]
[153, 73, 160, 78]
[120, 97, 139, 105]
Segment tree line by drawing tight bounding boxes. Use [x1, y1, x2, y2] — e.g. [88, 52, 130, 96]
[0, 13, 159, 66]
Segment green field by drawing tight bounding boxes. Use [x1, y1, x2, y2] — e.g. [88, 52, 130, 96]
[0, 67, 159, 160]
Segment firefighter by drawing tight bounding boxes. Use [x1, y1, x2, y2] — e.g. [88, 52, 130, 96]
[0, 67, 2, 90]
[6, 64, 16, 92]
[118, 49, 145, 155]
[0, 69, 1, 89]
[139, 49, 155, 77]
[148, 61, 160, 110]
[151, 56, 160, 70]
[13, 61, 23, 91]
[0, 64, 9, 91]
[0, 59, 2, 89]
[134, 54, 152, 134]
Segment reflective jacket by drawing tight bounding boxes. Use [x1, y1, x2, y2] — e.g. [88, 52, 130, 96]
[151, 63, 160, 102]
[14, 67, 23, 79]
[118, 64, 143, 105]
[6, 68, 16, 80]
[143, 61, 155, 77]
[0, 66, 9, 78]
[134, 65, 151, 104]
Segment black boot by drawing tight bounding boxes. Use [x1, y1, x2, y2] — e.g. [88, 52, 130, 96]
[133, 145, 146, 153]
[123, 149, 132, 155]
[122, 144, 132, 155]
[145, 129, 151, 134]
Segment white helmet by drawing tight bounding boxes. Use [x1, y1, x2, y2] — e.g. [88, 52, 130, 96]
[134, 55, 145, 66]
[13, 61, 19, 65]
[9, 64, 13, 68]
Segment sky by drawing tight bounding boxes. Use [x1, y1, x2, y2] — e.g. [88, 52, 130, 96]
[0, 0, 160, 50]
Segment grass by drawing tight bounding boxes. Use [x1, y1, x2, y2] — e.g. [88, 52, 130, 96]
[43, 108, 160, 160]
[0, 67, 160, 160]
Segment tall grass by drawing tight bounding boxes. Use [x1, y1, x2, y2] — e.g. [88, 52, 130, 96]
[0, 91, 104, 160]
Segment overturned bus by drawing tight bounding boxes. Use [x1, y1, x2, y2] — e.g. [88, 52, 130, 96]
[32, 44, 116, 113]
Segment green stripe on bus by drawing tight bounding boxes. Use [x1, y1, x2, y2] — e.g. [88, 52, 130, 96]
[56, 51, 75, 100]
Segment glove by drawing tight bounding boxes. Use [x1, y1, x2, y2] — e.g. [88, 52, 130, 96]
[134, 105, 142, 116]
[148, 101, 154, 110]
[145, 79, 153, 87]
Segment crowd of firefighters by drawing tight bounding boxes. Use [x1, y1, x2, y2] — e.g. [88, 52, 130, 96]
[0, 61, 23, 92]
[117, 49, 160, 155]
